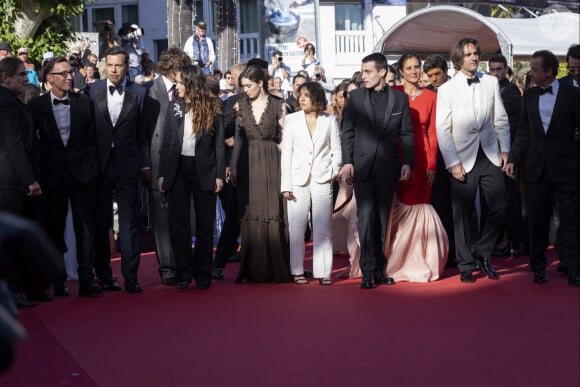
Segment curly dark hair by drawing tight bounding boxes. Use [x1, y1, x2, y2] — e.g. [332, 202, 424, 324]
[157, 48, 191, 77]
[180, 65, 222, 136]
[296, 81, 327, 113]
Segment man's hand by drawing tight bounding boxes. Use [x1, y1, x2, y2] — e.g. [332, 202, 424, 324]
[339, 164, 354, 185]
[399, 165, 411, 182]
[499, 152, 509, 172]
[426, 169, 436, 186]
[214, 178, 223, 193]
[282, 191, 297, 201]
[505, 163, 516, 180]
[449, 163, 466, 182]
[27, 181, 42, 196]
[225, 136, 234, 147]
[158, 177, 164, 192]
[225, 167, 231, 183]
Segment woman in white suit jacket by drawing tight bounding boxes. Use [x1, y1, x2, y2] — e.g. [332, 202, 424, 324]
[281, 82, 341, 285]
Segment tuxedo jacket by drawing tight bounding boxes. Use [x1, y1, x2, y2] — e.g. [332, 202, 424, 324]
[158, 100, 225, 191]
[86, 79, 149, 175]
[27, 92, 98, 189]
[558, 75, 576, 88]
[281, 110, 342, 192]
[436, 71, 510, 173]
[143, 76, 172, 188]
[0, 86, 36, 192]
[508, 82, 580, 183]
[341, 86, 414, 182]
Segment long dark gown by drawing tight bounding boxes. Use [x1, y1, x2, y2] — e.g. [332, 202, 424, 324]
[234, 94, 292, 283]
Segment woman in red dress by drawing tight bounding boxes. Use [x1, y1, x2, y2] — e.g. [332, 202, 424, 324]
[385, 52, 448, 282]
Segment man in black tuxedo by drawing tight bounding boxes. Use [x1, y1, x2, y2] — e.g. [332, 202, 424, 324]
[506, 50, 580, 286]
[28, 57, 101, 297]
[488, 54, 524, 256]
[143, 48, 191, 286]
[340, 52, 414, 289]
[0, 57, 41, 214]
[87, 46, 149, 293]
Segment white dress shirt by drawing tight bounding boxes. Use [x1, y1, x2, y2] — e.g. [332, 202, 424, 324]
[539, 79, 559, 134]
[162, 76, 176, 101]
[50, 91, 71, 146]
[181, 110, 196, 156]
[107, 79, 126, 127]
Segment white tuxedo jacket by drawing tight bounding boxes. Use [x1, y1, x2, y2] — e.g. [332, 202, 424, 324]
[436, 71, 510, 173]
[281, 110, 342, 192]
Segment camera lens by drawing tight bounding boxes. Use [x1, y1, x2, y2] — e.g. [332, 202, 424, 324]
[278, 57, 283, 62]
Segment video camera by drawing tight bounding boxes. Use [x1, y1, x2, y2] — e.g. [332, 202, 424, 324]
[121, 24, 145, 41]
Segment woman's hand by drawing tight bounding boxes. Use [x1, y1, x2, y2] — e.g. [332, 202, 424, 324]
[282, 191, 296, 202]
[214, 178, 223, 193]
[426, 169, 436, 186]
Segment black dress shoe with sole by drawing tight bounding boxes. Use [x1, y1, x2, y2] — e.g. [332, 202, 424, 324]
[373, 272, 395, 285]
[360, 277, 376, 289]
[473, 255, 499, 279]
[125, 282, 142, 293]
[100, 280, 122, 291]
[568, 273, 580, 286]
[162, 277, 177, 286]
[27, 291, 53, 302]
[460, 272, 475, 283]
[533, 271, 548, 284]
[212, 268, 224, 280]
[176, 281, 189, 290]
[54, 284, 71, 297]
[79, 285, 103, 297]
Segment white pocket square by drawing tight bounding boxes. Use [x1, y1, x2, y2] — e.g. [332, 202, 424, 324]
[391, 112, 402, 116]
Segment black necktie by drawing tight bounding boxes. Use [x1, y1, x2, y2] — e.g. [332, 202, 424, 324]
[109, 84, 123, 95]
[169, 84, 178, 101]
[53, 98, 70, 106]
[467, 76, 480, 86]
[539, 86, 553, 95]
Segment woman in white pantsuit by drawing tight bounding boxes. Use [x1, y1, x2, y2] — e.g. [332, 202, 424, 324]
[281, 81, 341, 285]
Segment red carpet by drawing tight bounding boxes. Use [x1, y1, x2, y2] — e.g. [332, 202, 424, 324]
[2, 248, 579, 387]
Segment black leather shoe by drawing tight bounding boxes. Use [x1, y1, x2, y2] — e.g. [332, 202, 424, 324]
[212, 268, 224, 280]
[162, 277, 177, 286]
[533, 271, 547, 284]
[568, 273, 580, 286]
[176, 281, 189, 290]
[373, 271, 395, 285]
[473, 255, 499, 279]
[360, 276, 375, 289]
[557, 262, 567, 274]
[54, 284, 71, 297]
[13, 293, 36, 308]
[460, 272, 475, 283]
[27, 291, 53, 302]
[195, 283, 211, 290]
[125, 282, 142, 293]
[79, 285, 103, 297]
[100, 280, 122, 291]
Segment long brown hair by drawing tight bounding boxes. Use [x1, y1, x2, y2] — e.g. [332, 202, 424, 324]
[180, 64, 221, 136]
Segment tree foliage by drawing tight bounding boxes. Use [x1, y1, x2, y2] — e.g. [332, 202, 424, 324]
[0, 0, 91, 68]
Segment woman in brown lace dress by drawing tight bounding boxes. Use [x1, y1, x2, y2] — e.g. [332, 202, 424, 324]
[231, 65, 292, 283]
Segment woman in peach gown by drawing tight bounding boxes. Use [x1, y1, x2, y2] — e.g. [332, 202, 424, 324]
[385, 53, 448, 282]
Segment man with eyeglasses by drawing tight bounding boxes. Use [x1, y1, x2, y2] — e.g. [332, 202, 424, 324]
[86, 46, 149, 294]
[559, 44, 580, 88]
[27, 57, 101, 298]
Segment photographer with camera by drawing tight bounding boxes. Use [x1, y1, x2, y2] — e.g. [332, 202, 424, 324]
[183, 21, 216, 75]
[268, 50, 291, 96]
[118, 23, 146, 82]
[313, 65, 335, 102]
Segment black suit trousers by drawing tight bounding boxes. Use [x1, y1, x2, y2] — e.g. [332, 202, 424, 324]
[43, 173, 96, 287]
[354, 170, 396, 277]
[169, 156, 216, 287]
[94, 151, 141, 284]
[449, 148, 507, 273]
[213, 180, 239, 269]
[149, 188, 176, 280]
[526, 168, 579, 274]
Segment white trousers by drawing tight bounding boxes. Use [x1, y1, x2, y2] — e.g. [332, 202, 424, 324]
[287, 179, 333, 278]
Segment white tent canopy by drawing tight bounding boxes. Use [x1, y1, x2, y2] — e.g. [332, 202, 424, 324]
[373, 5, 580, 63]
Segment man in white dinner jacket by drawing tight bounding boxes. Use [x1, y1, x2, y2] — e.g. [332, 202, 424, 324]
[436, 37, 510, 284]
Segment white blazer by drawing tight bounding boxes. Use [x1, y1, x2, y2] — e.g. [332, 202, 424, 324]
[436, 71, 510, 173]
[281, 110, 342, 192]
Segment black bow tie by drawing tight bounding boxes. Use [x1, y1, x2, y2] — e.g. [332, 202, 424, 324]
[539, 86, 553, 95]
[467, 76, 480, 86]
[109, 84, 123, 95]
[53, 98, 70, 106]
